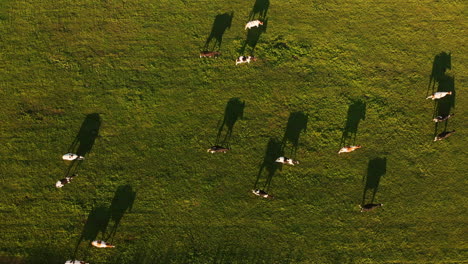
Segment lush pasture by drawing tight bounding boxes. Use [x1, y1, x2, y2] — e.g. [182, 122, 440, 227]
[0, 0, 467, 263]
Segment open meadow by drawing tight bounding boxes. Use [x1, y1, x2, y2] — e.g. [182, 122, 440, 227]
[0, 0, 467, 263]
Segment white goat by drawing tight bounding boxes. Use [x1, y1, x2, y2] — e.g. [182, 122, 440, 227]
[62, 153, 84, 161]
[65, 260, 89, 264]
[426, 91, 452, 100]
[245, 20, 263, 30]
[236, 56, 257, 65]
[275, 156, 299, 166]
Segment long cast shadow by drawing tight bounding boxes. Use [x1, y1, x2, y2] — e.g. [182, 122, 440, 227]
[64, 113, 100, 180]
[74, 185, 136, 257]
[240, 19, 268, 54]
[430, 52, 456, 136]
[249, 0, 270, 20]
[281, 112, 308, 157]
[254, 138, 283, 191]
[74, 205, 111, 256]
[216, 98, 245, 146]
[340, 100, 366, 147]
[362, 158, 387, 204]
[204, 12, 234, 51]
[107, 185, 137, 240]
[69, 113, 101, 157]
[427, 52, 451, 96]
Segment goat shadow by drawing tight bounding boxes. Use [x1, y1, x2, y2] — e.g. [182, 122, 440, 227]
[428, 52, 456, 135]
[204, 12, 234, 51]
[216, 98, 245, 146]
[362, 157, 387, 204]
[281, 111, 308, 157]
[62, 159, 82, 180]
[427, 52, 451, 96]
[73, 205, 110, 257]
[73, 185, 136, 257]
[249, 0, 270, 20]
[107, 185, 137, 239]
[69, 113, 101, 157]
[340, 100, 366, 147]
[240, 19, 268, 54]
[254, 138, 283, 191]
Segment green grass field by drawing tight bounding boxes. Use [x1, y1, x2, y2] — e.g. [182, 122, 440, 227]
[1, 0, 467, 263]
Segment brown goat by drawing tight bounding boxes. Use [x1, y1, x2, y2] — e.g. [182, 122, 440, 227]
[200, 51, 221, 58]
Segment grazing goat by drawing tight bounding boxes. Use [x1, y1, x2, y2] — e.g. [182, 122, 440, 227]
[65, 261, 89, 264]
[252, 189, 274, 199]
[426, 91, 452, 100]
[207, 146, 229, 153]
[275, 156, 299, 166]
[91, 240, 115, 248]
[245, 20, 263, 30]
[236, 56, 257, 65]
[338, 145, 362, 154]
[55, 174, 77, 188]
[434, 130, 455, 141]
[360, 203, 383, 212]
[433, 113, 454, 122]
[62, 153, 84, 161]
[200, 51, 221, 58]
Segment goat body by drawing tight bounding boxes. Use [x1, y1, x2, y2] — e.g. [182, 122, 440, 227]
[200, 51, 221, 58]
[245, 20, 263, 30]
[92, 240, 115, 248]
[252, 189, 274, 199]
[433, 113, 454, 122]
[62, 153, 84, 161]
[338, 145, 362, 154]
[434, 130, 455, 141]
[55, 174, 77, 188]
[275, 156, 299, 166]
[426, 91, 452, 100]
[236, 56, 257, 65]
[207, 146, 229, 153]
[56, 177, 72, 188]
[65, 261, 89, 264]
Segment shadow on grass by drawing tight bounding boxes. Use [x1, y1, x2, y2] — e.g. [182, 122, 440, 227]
[428, 52, 456, 136]
[254, 138, 283, 191]
[69, 113, 101, 157]
[73, 205, 110, 257]
[216, 98, 245, 146]
[249, 0, 270, 20]
[80, 205, 111, 242]
[107, 185, 137, 240]
[281, 111, 308, 157]
[362, 157, 387, 204]
[74, 185, 136, 256]
[340, 100, 366, 147]
[63, 114, 100, 179]
[240, 19, 268, 54]
[204, 12, 234, 51]
[427, 52, 451, 96]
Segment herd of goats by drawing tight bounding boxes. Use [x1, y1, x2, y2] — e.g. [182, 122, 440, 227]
[53, 13, 458, 264]
[58, 86, 455, 264]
